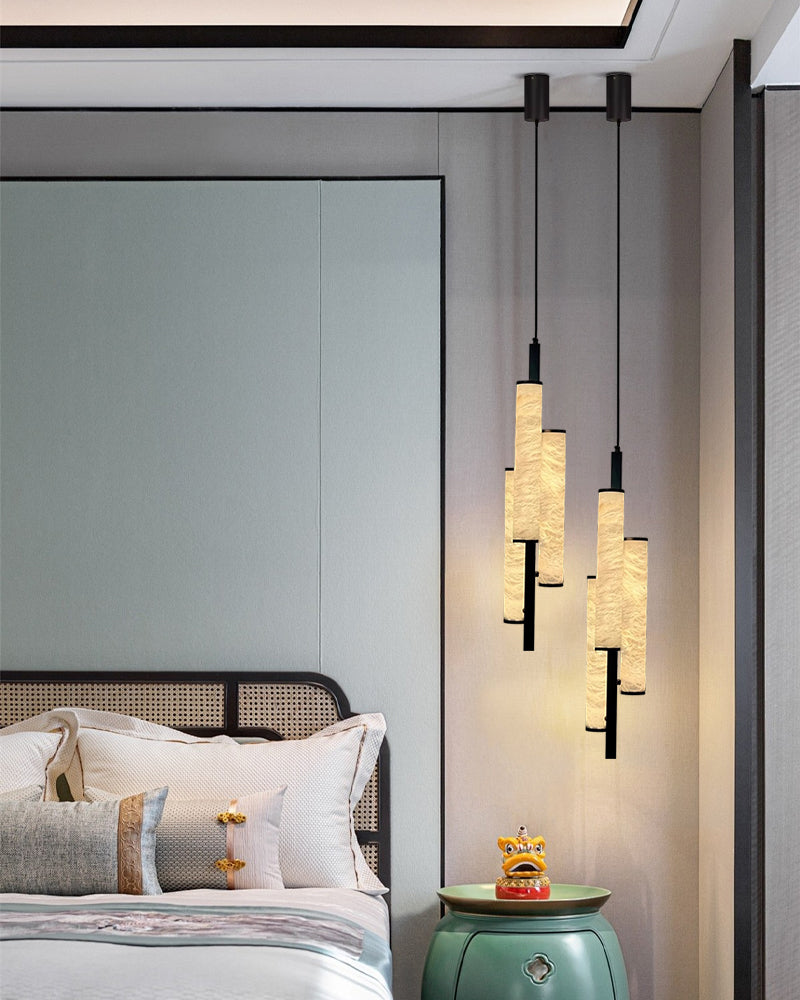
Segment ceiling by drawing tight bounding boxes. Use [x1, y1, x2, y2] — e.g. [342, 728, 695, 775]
[1, 0, 798, 109]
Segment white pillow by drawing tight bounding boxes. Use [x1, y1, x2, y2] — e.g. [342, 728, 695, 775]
[86, 786, 286, 892]
[0, 784, 45, 802]
[2, 708, 235, 800]
[0, 732, 61, 794]
[75, 713, 386, 894]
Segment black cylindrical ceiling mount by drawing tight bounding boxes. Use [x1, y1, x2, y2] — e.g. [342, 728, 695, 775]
[606, 72, 631, 123]
[524, 73, 550, 123]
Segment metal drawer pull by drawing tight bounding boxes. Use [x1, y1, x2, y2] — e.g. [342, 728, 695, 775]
[523, 954, 555, 984]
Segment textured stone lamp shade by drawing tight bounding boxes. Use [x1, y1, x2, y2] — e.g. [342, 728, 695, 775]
[503, 469, 525, 623]
[620, 537, 648, 693]
[505, 385, 566, 643]
[538, 430, 566, 586]
[594, 489, 625, 649]
[585, 576, 608, 731]
[512, 381, 543, 541]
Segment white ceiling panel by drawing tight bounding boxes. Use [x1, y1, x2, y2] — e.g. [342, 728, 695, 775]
[0, 1, 796, 108]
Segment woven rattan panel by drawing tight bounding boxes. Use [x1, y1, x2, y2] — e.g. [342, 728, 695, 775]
[238, 682, 380, 834]
[354, 768, 379, 833]
[360, 842, 379, 874]
[0, 682, 225, 729]
[237, 682, 340, 738]
[1, 676, 383, 880]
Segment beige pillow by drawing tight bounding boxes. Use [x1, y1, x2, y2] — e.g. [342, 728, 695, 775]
[0, 732, 61, 794]
[75, 714, 386, 893]
[87, 786, 285, 891]
[0, 784, 45, 802]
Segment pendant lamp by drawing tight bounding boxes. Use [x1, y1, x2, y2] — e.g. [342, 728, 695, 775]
[503, 73, 566, 651]
[585, 73, 648, 758]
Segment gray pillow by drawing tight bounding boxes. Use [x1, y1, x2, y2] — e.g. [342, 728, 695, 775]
[0, 787, 167, 895]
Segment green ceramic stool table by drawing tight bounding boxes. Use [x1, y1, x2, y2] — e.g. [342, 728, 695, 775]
[421, 884, 630, 1000]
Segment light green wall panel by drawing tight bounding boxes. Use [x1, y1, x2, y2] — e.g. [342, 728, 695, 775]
[1, 180, 322, 670]
[320, 179, 442, 991]
[1, 175, 443, 1000]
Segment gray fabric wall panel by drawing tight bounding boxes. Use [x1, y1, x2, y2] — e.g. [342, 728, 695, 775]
[0, 111, 439, 178]
[764, 88, 800, 1000]
[439, 111, 700, 1000]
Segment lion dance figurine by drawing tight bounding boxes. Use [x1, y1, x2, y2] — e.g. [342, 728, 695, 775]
[495, 825, 551, 900]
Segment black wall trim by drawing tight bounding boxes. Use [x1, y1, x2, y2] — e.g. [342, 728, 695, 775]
[0, 106, 702, 115]
[0, 21, 639, 50]
[1, 174, 443, 182]
[732, 38, 765, 1000]
[438, 180, 447, 897]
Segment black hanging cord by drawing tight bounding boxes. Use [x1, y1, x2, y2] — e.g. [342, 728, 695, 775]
[525, 73, 549, 384]
[535, 118, 539, 344]
[606, 72, 630, 494]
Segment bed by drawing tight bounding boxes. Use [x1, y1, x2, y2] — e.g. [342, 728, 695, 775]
[0, 671, 392, 1000]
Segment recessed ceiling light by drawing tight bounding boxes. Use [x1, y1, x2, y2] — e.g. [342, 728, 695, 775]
[1, 0, 644, 48]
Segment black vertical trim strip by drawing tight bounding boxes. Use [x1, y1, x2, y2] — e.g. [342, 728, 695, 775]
[523, 541, 537, 651]
[438, 176, 447, 898]
[605, 650, 618, 760]
[732, 38, 765, 1000]
[225, 679, 238, 731]
[751, 85, 765, 996]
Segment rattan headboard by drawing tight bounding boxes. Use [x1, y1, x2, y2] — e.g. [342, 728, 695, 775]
[0, 670, 390, 891]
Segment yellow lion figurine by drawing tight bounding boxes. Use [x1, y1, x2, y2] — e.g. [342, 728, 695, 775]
[495, 825, 550, 899]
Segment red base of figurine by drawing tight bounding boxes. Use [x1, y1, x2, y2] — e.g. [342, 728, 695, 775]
[495, 882, 550, 900]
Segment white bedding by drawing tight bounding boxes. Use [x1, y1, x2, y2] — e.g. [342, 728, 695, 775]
[0, 888, 392, 1000]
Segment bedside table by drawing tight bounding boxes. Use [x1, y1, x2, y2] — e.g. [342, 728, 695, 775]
[421, 884, 629, 999]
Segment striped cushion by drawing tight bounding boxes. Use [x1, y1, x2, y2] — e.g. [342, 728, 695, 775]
[0, 788, 166, 895]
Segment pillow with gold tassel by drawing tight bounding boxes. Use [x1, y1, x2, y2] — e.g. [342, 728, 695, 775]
[86, 786, 285, 891]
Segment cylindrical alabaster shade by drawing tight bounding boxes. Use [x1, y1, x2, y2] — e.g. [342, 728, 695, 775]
[586, 577, 608, 731]
[620, 537, 648, 693]
[503, 469, 525, 623]
[512, 381, 543, 541]
[594, 489, 625, 649]
[538, 430, 566, 586]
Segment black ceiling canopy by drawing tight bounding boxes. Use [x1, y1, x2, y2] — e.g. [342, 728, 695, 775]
[0, 2, 643, 49]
